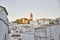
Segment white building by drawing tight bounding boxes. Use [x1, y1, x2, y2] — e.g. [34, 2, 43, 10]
[0, 6, 9, 40]
[8, 18, 60, 40]
[34, 24, 60, 40]
[8, 23, 21, 40]
[21, 25, 34, 40]
[8, 22, 35, 40]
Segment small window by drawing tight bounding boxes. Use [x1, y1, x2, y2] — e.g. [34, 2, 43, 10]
[16, 31, 18, 33]
[11, 34, 20, 37]
[20, 30, 22, 33]
[19, 39, 21, 40]
[51, 39, 54, 40]
[8, 30, 11, 34]
[5, 34, 6, 40]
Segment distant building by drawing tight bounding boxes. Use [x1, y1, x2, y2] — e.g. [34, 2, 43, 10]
[29, 12, 33, 21]
[56, 17, 60, 24]
[0, 6, 9, 40]
[37, 18, 52, 25]
[13, 12, 33, 24]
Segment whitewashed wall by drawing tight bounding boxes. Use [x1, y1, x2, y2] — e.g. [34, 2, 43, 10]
[22, 32, 34, 40]
[0, 6, 8, 40]
[35, 24, 60, 40]
[0, 6, 8, 23]
[20, 25, 34, 40]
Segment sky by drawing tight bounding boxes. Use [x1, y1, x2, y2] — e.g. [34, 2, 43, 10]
[0, 0, 60, 21]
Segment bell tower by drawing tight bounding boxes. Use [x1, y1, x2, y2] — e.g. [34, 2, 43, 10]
[30, 12, 33, 21]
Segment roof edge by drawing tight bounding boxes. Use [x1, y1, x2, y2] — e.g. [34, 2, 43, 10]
[0, 6, 8, 15]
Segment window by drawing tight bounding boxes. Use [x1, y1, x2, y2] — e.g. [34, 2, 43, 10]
[51, 39, 54, 40]
[8, 30, 11, 34]
[16, 31, 18, 33]
[18, 39, 21, 40]
[11, 34, 20, 37]
[5, 34, 6, 40]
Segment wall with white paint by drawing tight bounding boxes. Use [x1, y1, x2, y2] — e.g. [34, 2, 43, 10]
[0, 6, 8, 40]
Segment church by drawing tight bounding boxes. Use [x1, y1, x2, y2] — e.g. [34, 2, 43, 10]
[13, 12, 33, 24]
